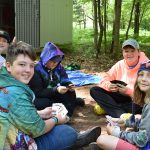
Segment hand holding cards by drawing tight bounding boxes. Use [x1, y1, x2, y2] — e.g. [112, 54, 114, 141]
[106, 115, 118, 126]
[52, 103, 68, 117]
[66, 84, 75, 89]
[110, 80, 127, 86]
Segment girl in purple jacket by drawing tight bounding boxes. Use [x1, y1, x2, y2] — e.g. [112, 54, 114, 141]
[29, 42, 84, 117]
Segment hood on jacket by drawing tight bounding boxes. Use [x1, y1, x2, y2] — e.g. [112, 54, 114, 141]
[40, 42, 64, 66]
[0, 67, 21, 88]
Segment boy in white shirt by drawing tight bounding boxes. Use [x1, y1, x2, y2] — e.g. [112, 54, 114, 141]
[0, 30, 10, 68]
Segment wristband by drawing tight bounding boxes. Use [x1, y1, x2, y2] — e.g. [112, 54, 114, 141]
[51, 116, 58, 124]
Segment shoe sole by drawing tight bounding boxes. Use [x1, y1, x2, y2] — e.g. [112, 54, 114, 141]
[76, 126, 101, 147]
[89, 142, 101, 150]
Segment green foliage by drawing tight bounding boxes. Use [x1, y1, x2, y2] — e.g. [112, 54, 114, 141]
[143, 49, 150, 57]
[71, 28, 150, 57]
[72, 28, 110, 57]
[73, 0, 85, 23]
[73, 0, 93, 28]
[138, 35, 150, 57]
[73, 28, 94, 44]
[56, 43, 74, 53]
[72, 0, 150, 57]
[73, 0, 150, 31]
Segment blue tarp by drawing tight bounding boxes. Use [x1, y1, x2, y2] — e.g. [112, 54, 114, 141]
[66, 70, 102, 86]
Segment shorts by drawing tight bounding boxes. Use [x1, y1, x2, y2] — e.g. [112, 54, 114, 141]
[116, 139, 139, 150]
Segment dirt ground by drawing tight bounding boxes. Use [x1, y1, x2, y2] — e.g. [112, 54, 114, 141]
[69, 84, 108, 149]
[62, 53, 114, 149]
[71, 84, 107, 131]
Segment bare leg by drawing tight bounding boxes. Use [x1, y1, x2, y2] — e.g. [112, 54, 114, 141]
[97, 135, 119, 150]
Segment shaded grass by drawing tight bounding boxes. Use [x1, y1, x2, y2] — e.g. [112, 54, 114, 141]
[36, 28, 150, 58]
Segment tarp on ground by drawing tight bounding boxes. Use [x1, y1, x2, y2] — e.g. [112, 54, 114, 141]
[66, 70, 102, 86]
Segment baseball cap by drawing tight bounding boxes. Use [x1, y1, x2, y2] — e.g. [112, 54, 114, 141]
[50, 55, 62, 62]
[138, 60, 150, 73]
[0, 30, 11, 43]
[122, 39, 139, 49]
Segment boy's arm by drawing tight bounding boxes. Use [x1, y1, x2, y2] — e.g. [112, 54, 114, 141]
[8, 87, 46, 138]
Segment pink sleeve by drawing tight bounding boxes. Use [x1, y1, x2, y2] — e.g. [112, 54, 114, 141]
[99, 66, 118, 91]
[125, 88, 133, 97]
[99, 79, 111, 91]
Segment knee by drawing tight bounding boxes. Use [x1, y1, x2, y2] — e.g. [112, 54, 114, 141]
[96, 135, 108, 148]
[59, 124, 78, 140]
[67, 90, 76, 99]
[90, 86, 104, 96]
[96, 135, 103, 146]
[90, 86, 99, 95]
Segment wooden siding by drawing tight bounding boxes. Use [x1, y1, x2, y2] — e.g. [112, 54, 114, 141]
[40, 0, 73, 46]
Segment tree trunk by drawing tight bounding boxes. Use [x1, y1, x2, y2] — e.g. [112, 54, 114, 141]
[134, 1, 140, 38]
[103, 0, 107, 53]
[97, 0, 104, 58]
[139, 2, 147, 25]
[93, 0, 104, 58]
[125, 0, 136, 39]
[93, 0, 98, 53]
[110, 0, 122, 57]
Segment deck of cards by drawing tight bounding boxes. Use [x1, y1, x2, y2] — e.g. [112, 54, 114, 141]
[52, 103, 68, 117]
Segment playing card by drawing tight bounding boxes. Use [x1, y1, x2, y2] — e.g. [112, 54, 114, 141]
[52, 103, 62, 111]
[106, 115, 118, 126]
[59, 106, 68, 117]
[52, 103, 68, 117]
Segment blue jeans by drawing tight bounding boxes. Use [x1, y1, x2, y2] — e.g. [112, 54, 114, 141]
[35, 124, 77, 150]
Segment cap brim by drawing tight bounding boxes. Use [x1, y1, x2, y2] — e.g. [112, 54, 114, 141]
[0, 34, 10, 43]
[122, 43, 136, 49]
[51, 56, 62, 62]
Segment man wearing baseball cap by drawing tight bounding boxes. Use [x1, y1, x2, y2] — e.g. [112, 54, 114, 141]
[90, 39, 149, 118]
[122, 39, 139, 49]
[0, 30, 11, 68]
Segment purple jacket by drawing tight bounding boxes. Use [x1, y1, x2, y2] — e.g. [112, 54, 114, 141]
[29, 42, 72, 98]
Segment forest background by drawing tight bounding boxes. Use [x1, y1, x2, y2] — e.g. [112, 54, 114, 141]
[61, 0, 150, 73]
[63, 0, 150, 138]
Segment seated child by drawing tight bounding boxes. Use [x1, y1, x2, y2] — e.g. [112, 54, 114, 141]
[90, 60, 150, 150]
[90, 39, 148, 118]
[29, 42, 85, 117]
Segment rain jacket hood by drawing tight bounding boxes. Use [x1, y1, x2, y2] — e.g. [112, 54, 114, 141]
[33, 42, 71, 87]
[39, 42, 64, 66]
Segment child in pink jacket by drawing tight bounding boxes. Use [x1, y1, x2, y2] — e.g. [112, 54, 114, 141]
[90, 39, 148, 117]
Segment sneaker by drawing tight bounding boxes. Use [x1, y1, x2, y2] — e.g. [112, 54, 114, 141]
[89, 142, 101, 150]
[76, 97, 85, 107]
[72, 126, 101, 149]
